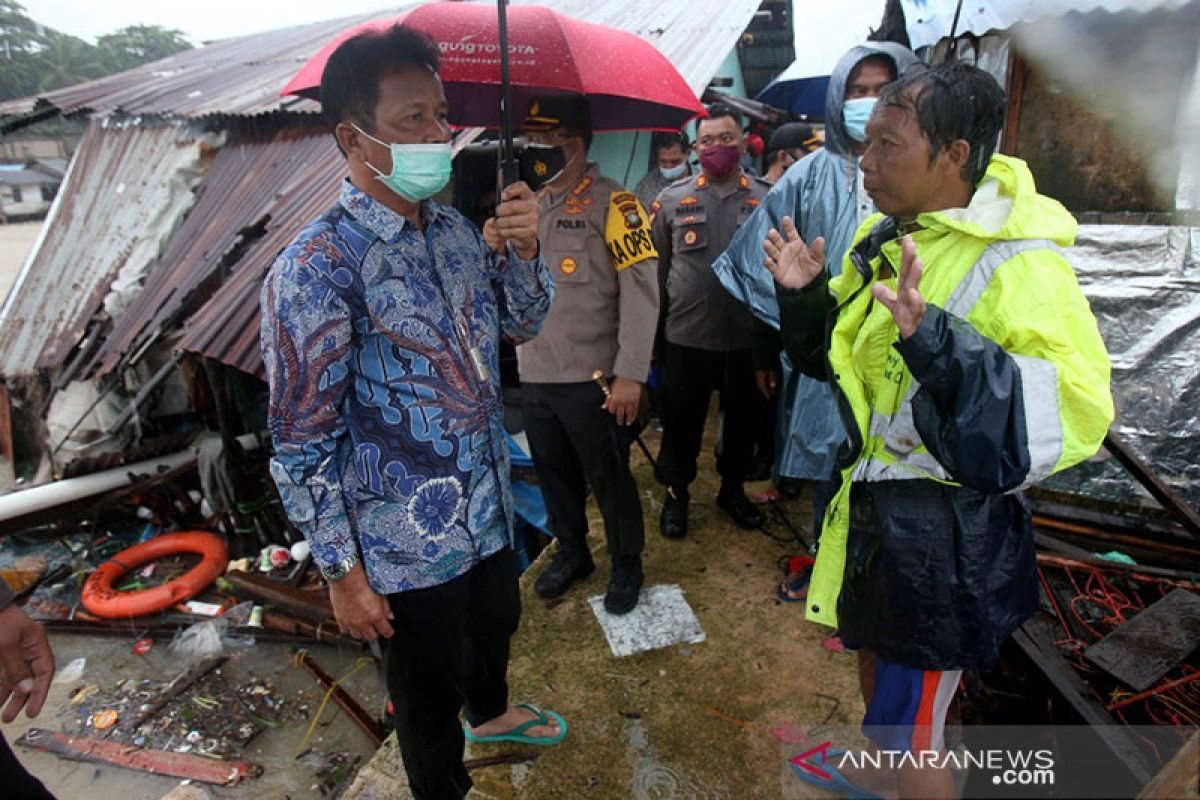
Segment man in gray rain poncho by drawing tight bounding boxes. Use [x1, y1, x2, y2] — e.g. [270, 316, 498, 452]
[712, 42, 918, 571]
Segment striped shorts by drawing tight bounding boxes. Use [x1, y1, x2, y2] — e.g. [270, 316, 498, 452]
[862, 654, 961, 754]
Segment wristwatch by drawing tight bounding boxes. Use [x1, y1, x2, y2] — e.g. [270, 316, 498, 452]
[320, 554, 360, 582]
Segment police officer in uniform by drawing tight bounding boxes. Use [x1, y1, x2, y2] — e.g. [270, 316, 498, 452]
[508, 97, 659, 614]
[650, 102, 770, 538]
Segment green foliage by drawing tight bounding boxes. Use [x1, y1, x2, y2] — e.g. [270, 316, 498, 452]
[0, 2, 193, 102]
[97, 24, 191, 73]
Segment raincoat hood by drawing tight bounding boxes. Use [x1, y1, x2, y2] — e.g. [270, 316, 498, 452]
[918, 154, 1078, 247]
[824, 43, 920, 156]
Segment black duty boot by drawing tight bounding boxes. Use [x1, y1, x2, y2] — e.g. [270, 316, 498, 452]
[659, 487, 689, 539]
[716, 485, 764, 529]
[604, 556, 644, 615]
[534, 546, 595, 599]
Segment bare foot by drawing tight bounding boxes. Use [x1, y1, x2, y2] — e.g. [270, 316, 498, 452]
[468, 704, 561, 740]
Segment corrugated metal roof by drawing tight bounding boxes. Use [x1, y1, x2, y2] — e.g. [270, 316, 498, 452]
[0, 11, 392, 120]
[94, 133, 344, 378]
[176, 140, 346, 377]
[901, 0, 1197, 49]
[0, 119, 209, 378]
[0, 1, 758, 121]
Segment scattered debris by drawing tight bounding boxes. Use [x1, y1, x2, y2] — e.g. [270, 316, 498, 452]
[293, 649, 386, 747]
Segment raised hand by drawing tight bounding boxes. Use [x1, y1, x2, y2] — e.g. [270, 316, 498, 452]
[870, 235, 927, 339]
[763, 216, 825, 290]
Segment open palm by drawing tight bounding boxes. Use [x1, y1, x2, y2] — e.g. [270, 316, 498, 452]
[763, 216, 825, 290]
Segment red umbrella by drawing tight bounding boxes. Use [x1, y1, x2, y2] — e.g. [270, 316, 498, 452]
[281, 2, 704, 133]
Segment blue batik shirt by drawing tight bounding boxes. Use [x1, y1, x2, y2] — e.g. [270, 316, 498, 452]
[261, 180, 553, 594]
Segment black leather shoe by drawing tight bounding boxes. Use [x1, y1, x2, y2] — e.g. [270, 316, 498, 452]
[534, 548, 595, 599]
[604, 557, 644, 615]
[659, 488, 689, 539]
[717, 487, 764, 529]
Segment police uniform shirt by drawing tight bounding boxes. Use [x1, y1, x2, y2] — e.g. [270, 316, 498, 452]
[517, 162, 660, 384]
[651, 171, 771, 353]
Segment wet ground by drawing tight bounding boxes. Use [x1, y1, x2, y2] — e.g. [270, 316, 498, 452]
[0, 633, 388, 799]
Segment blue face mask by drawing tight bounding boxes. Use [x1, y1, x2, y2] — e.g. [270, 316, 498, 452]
[353, 124, 453, 201]
[843, 97, 877, 143]
[659, 162, 687, 181]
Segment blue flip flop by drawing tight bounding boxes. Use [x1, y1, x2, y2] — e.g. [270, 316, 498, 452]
[790, 748, 881, 799]
[463, 703, 568, 746]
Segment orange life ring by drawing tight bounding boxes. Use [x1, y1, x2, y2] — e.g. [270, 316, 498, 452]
[81, 531, 229, 619]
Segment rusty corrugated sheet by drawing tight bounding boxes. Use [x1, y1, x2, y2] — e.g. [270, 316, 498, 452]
[0, 119, 209, 378]
[0, 12, 390, 120]
[901, 0, 1196, 49]
[88, 133, 342, 377]
[0, 1, 758, 121]
[176, 138, 346, 378]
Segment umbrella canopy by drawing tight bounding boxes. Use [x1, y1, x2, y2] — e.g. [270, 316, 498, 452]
[281, 2, 704, 132]
[755, 59, 830, 120]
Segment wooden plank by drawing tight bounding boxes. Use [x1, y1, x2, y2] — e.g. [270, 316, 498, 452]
[224, 570, 333, 623]
[1084, 589, 1200, 691]
[1104, 430, 1200, 540]
[15, 728, 261, 786]
[1138, 729, 1200, 799]
[1013, 619, 1153, 784]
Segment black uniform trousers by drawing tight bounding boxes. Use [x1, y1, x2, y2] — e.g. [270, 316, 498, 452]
[0, 730, 54, 799]
[520, 381, 645, 564]
[658, 341, 757, 490]
[385, 547, 520, 800]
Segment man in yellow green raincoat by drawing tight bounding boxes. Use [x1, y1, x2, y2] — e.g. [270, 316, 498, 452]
[764, 62, 1113, 799]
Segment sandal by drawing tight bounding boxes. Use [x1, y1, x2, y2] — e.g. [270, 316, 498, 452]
[463, 703, 568, 746]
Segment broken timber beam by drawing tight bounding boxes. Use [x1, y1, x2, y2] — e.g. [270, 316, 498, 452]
[15, 728, 261, 786]
[1104, 430, 1200, 540]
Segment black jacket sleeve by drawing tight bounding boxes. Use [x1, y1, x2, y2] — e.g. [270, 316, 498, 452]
[776, 272, 835, 381]
[895, 305, 1032, 493]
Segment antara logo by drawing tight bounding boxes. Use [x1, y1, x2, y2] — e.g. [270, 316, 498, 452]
[791, 741, 835, 781]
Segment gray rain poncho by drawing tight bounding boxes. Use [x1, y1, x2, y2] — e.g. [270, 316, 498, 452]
[712, 42, 919, 482]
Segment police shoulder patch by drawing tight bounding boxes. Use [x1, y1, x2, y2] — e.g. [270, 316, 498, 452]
[605, 191, 657, 272]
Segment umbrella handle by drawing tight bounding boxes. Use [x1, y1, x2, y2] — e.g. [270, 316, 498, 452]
[497, 0, 519, 189]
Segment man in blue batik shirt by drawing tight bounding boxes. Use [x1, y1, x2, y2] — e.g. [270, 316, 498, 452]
[260, 25, 565, 799]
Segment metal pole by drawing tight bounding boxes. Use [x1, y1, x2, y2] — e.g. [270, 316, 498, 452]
[497, 0, 519, 188]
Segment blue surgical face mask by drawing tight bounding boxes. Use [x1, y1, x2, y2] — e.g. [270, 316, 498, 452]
[353, 124, 453, 201]
[659, 162, 687, 181]
[843, 97, 877, 143]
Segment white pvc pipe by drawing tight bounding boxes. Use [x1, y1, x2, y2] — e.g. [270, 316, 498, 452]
[0, 433, 261, 523]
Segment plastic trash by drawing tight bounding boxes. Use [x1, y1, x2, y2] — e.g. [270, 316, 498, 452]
[52, 657, 86, 685]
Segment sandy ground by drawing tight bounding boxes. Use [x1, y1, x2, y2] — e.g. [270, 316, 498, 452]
[0, 220, 43, 303]
[345, 408, 865, 799]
